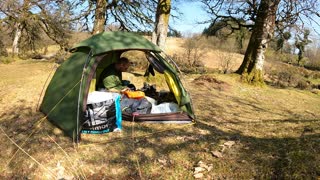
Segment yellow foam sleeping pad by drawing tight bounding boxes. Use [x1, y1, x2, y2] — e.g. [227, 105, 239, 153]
[164, 70, 181, 105]
[89, 78, 96, 92]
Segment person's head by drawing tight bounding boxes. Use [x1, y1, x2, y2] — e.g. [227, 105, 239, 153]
[115, 57, 130, 72]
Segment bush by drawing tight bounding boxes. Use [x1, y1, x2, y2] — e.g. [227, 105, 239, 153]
[305, 58, 320, 71]
[167, 35, 214, 74]
[276, 71, 300, 88]
[296, 79, 311, 90]
[0, 41, 8, 57]
[0, 56, 15, 64]
[265, 50, 295, 64]
[218, 52, 235, 74]
[309, 72, 320, 79]
[169, 53, 207, 74]
[264, 60, 319, 90]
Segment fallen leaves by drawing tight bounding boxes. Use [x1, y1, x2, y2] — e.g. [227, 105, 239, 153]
[193, 141, 237, 178]
[193, 161, 213, 179]
[211, 150, 223, 158]
[223, 141, 235, 148]
[157, 158, 174, 168]
[211, 140, 236, 159]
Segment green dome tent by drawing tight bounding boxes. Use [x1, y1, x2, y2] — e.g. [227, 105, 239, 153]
[40, 31, 194, 142]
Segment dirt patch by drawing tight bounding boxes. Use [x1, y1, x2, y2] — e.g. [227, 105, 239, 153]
[193, 75, 231, 91]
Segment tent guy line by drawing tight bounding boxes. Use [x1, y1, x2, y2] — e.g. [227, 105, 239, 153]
[3, 80, 81, 172]
[46, 134, 87, 179]
[0, 126, 58, 179]
[36, 64, 58, 112]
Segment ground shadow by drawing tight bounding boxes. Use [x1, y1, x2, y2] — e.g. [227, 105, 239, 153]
[1, 84, 319, 179]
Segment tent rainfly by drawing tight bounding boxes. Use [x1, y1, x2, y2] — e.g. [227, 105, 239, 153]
[40, 31, 195, 142]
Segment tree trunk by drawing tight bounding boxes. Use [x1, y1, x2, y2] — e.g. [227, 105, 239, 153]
[12, 22, 22, 55]
[236, 0, 280, 84]
[152, 0, 171, 49]
[92, 0, 107, 35]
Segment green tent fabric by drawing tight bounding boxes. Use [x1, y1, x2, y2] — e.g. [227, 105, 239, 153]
[71, 31, 161, 55]
[40, 31, 194, 142]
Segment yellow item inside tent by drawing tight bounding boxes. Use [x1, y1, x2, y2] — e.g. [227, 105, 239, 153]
[89, 78, 96, 92]
[164, 70, 181, 105]
[123, 90, 145, 99]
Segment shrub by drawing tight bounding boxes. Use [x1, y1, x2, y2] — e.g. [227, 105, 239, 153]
[296, 79, 311, 90]
[265, 50, 295, 64]
[264, 60, 319, 90]
[218, 52, 234, 74]
[0, 40, 8, 57]
[167, 35, 208, 74]
[305, 58, 320, 71]
[169, 53, 207, 74]
[181, 36, 207, 67]
[0, 56, 15, 64]
[309, 72, 320, 79]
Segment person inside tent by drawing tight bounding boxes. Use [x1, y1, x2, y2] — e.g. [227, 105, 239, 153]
[97, 57, 135, 92]
[97, 56, 152, 114]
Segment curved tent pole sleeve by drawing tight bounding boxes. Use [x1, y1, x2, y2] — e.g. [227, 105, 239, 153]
[151, 52, 195, 119]
[158, 52, 183, 75]
[75, 50, 93, 143]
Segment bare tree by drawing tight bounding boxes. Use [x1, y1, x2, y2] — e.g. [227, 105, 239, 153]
[92, 0, 107, 34]
[80, 0, 181, 46]
[202, 0, 320, 84]
[0, 0, 73, 55]
[79, 0, 157, 33]
[236, 0, 280, 84]
[152, 0, 171, 49]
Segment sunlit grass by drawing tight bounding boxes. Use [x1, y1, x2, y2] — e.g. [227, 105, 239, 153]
[0, 59, 319, 178]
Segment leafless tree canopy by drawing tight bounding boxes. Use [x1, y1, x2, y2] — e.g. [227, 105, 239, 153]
[74, 0, 157, 32]
[201, 0, 320, 33]
[0, 0, 74, 53]
[74, 0, 181, 32]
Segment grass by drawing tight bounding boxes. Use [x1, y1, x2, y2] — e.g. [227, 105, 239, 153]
[0, 59, 319, 179]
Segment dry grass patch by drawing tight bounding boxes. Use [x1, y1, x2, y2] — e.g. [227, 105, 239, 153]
[0, 60, 319, 179]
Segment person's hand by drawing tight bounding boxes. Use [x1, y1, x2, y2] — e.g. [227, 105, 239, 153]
[120, 87, 130, 93]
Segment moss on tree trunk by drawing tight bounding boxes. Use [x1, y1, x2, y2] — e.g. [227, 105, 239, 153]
[241, 69, 265, 86]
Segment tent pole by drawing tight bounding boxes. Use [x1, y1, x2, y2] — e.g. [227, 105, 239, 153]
[76, 50, 93, 143]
